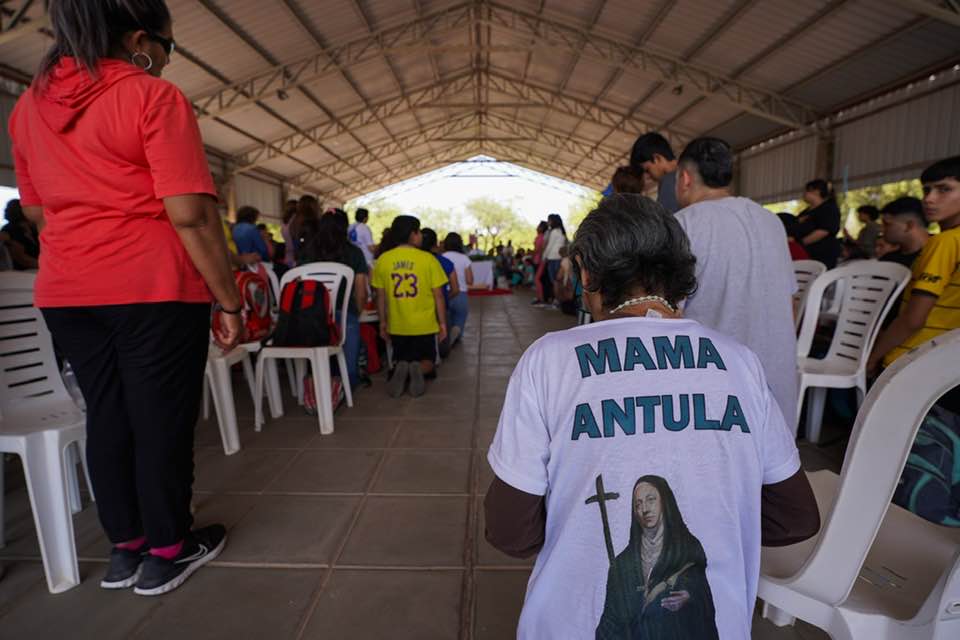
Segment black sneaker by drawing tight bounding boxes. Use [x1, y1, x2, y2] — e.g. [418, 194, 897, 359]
[133, 525, 226, 596]
[101, 541, 149, 589]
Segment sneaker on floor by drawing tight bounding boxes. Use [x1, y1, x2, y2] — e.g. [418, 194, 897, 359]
[101, 542, 149, 589]
[133, 525, 226, 597]
[388, 361, 410, 398]
[408, 364, 426, 397]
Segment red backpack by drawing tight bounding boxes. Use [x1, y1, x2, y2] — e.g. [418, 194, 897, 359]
[213, 265, 273, 343]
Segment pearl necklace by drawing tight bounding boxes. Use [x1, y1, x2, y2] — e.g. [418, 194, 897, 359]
[609, 295, 677, 316]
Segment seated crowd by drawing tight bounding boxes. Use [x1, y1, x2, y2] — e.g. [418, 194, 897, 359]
[13, 1, 956, 614]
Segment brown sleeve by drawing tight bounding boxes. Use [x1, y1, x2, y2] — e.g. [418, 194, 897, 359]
[483, 476, 546, 558]
[761, 469, 821, 547]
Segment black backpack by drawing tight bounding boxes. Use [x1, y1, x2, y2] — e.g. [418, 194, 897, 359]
[272, 279, 340, 347]
[892, 404, 960, 527]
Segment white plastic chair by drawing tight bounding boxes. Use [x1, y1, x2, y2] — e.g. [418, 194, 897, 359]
[796, 261, 911, 442]
[760, 329, 960, 640]
[792, 260, 827, 330]
[0, 272, 91, 593]
[254, 263, 354, 435]
[202, 344, 281, 455]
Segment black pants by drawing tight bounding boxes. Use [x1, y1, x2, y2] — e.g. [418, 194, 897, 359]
[43, 303, 209, 548]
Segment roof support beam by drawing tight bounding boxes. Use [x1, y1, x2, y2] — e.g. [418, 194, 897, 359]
[892, 0, 960, 27]
[194, 0, 381, 181]
[291, 112, 481, 187]
[481, 112, 622, 169]
[480, 0, 818, 129]
[189, 2, 472, 120]
[330, 141, 481, 202]
[480, 139, 606, 189]
[0, 1, 47, 46]
[231, 72, 475, 172]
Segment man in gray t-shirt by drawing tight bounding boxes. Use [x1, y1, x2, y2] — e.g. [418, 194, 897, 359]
[630, 132, 680, 214]
[674, 138, 800, 431]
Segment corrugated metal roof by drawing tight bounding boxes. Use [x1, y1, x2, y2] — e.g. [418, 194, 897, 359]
[0, 0, 956, 201]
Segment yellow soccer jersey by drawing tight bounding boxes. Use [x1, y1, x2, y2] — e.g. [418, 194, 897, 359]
[885, 226, 960, 366]
[372, 246, 448, 336]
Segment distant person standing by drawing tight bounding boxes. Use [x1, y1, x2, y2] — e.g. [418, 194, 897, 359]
[348, 207, 375, 266]
[231, 205, 269, 261]
[794, 179, 842, 268]
[542, 213, 567, 302]
[442, 232, 472, 346]
[845, 205, 881, 258]
[630, 132, 680, 214]
[674, 138, 800, 430]
[531, 220, 549, 305]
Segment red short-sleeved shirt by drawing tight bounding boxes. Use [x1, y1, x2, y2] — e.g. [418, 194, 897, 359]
[8, 57, 216, 307]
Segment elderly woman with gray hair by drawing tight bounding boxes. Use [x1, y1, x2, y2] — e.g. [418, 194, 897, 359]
[483, 194, 818, 639]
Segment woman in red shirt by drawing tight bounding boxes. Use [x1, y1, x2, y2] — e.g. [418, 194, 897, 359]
[9, 0, 241, 596]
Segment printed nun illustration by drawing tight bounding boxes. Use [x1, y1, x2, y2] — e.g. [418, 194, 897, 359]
[589, 474, 719, 639]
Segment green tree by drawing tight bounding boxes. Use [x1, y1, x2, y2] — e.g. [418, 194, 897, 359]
[465, 197, 533, 251]
[566, 190, 603, 234]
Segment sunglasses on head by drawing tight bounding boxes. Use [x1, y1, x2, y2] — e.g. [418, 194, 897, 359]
[147, 32, 175, 57]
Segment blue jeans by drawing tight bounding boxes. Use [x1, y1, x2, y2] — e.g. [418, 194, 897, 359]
[336, 311, 361, 386]
[448, 292, 469, 342]
[547, 260, 561, 289]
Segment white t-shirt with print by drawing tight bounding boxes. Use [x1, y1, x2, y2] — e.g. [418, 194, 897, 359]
[348, 222, 375, 265]
[489, 317, 800, 640]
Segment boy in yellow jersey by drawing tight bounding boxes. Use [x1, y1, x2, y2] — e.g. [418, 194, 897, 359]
[869, 156, 960, 404]
[372, 215, 448, 397]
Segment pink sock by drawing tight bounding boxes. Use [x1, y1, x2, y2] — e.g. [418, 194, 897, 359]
[115, 536, 146, 551]
[149, 540, 184, 560]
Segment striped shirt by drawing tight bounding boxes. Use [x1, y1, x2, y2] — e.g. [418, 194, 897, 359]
[885, 225, 960, 366]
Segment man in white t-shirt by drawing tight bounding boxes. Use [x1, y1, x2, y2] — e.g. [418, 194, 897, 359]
[674, 137, 801, 430]
[348, 207, 375, 266]
[484, 195, 819, 640]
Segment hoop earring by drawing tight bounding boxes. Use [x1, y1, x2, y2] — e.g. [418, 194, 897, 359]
[131, 51, 153, 71]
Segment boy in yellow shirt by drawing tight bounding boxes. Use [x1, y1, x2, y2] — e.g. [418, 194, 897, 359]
[372, 215, 448, 397]
[869, 156, 960, 393]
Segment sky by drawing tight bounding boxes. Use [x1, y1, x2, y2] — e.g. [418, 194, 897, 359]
[352, 155, 599, 224]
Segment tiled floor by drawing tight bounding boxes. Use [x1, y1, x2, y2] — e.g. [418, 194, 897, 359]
[0, 293, 836, 639]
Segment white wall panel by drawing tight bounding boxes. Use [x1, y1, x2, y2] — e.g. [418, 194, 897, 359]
[833, 80, 960, 190]
[234, 173, 283, 223]
[740, 134, 817, 204]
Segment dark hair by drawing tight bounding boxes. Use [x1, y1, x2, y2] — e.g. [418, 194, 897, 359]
[536, 221, 548, 234]
[547, 213, 566, 237]
[375, 226, 397, 258]
[299, 213, 348, 264]
[297, 195, 320, 222]
[421, 228, 439, 252]
[921, 155, 960, 184]
[39, 0, 172, 81]
[444, 232, 465, 254]
[629, 132, 675, 169]
[4, 199, 25, 224]
[235, 205, 259, 225]
[256, 223, 267, 231]
[805, 179, 833, 199]
[356, 207, 369, 223]
[570, 194, 697, 309]
[678, 137, 733, 189]
[330, 208, 349, 228]
[857, 205, 880, 221]
[390, 215, 421, 246]
[611, 166, 646, 194]
[882, 196, 927, 225]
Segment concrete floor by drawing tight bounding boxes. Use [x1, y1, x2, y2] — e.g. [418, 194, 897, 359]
[0, 293, 837, 639]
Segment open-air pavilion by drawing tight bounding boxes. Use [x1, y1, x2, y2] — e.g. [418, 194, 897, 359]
[0, 1, 959, 638]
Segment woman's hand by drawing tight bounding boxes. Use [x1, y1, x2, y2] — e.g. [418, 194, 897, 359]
[660, 590, 690, 612]
[379, 320, 389, 342]
[214, 312, 244, 351]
